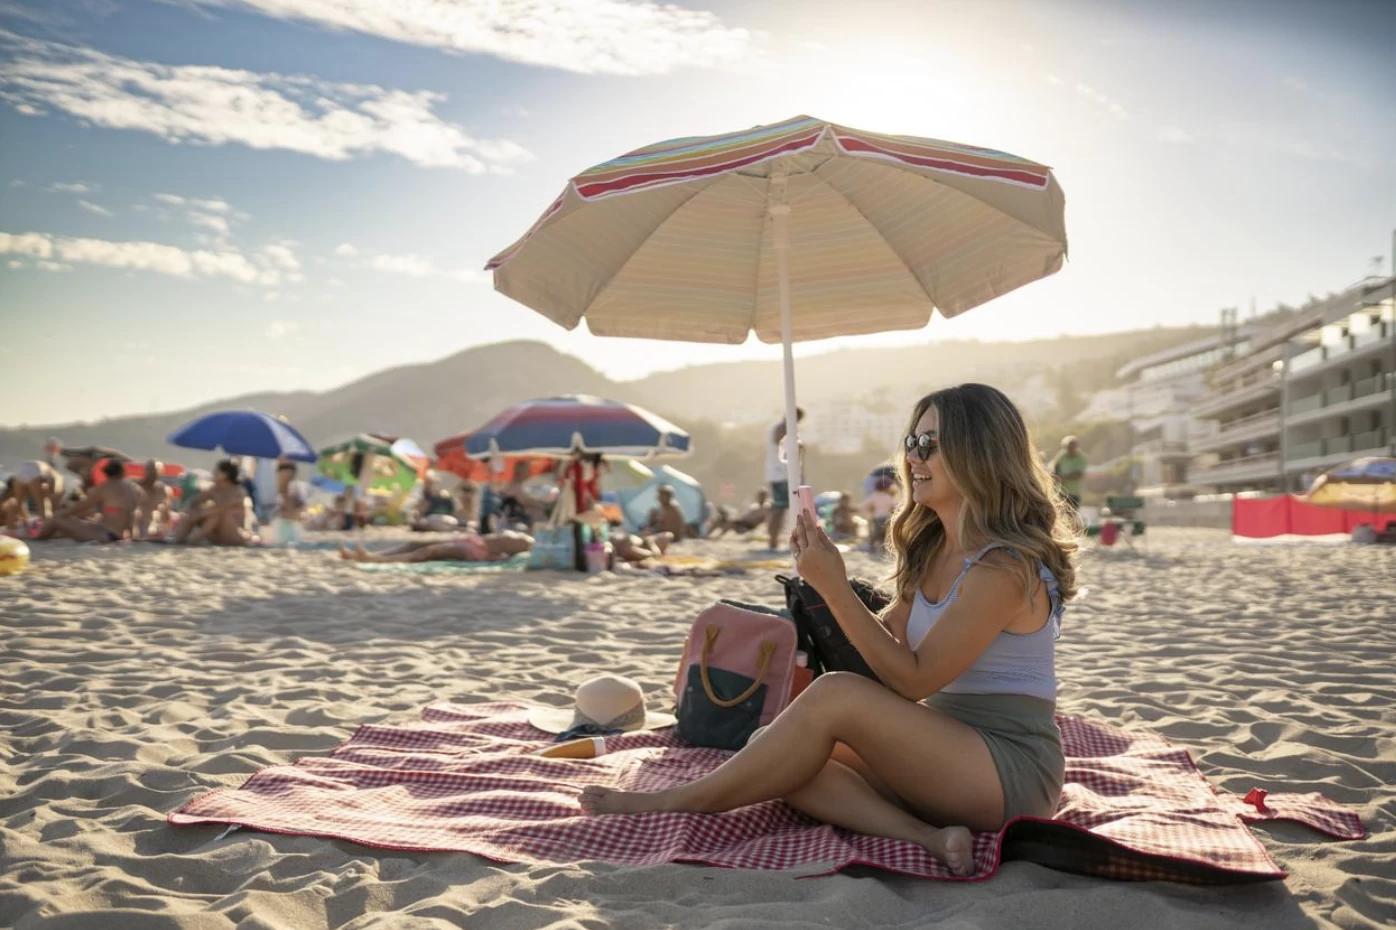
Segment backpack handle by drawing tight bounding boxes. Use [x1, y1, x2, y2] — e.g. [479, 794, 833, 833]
[699, 626, 775, 708]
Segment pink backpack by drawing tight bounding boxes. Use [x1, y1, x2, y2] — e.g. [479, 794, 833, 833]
[672, 600, 807, 750]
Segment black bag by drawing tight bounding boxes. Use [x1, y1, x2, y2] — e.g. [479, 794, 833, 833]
[777, 574, 889, 683]
[675, 664, 769, 751]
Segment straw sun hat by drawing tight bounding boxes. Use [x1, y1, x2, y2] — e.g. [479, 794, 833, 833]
[527, 674, 676, 734]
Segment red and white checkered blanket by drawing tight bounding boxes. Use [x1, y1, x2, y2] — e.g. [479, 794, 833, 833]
[169, 702, 1363, 882]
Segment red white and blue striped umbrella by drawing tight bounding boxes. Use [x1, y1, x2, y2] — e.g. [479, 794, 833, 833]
[463, 395, 691, 459]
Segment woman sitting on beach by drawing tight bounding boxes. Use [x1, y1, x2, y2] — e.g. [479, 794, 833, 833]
[34, 459, 141, 543]
[581, 384, 1078, 876]
[338, 529, 534, 564]
[171, 459, 253, 546]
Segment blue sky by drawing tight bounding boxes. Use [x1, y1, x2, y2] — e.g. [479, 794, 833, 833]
[1, 0, 1393, 427]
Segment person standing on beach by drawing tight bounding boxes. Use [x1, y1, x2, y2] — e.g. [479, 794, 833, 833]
[765, 407, 805, 549]
[581, 384, 1077, 877]
[1051, 436, 1087, 511]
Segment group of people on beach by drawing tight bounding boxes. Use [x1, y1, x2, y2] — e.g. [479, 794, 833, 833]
[2, 456, 278, 547]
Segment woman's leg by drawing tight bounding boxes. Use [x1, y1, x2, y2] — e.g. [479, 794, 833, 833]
[581, 672, 1005, 833]
[354, 542, 463, 563]
[36, 516, 111, 543]
[738, 726, 976, 873]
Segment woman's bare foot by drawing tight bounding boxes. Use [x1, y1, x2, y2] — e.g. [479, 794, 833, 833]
[337, 543, 354, 560]
[579, 785, 672, 815]
[921, 825, 976, 876]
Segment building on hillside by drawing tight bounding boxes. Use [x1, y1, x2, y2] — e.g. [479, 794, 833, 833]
[1189, 276, 1395, 494]
[798, 399, 911, 456]
[1112, 332, 1250, 498]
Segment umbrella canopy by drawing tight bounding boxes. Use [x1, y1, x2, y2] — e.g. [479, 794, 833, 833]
[317, 434, 418, 494]
[463, 395, 691, 459]
[167, 411, 317, 462]
[433, 432, 557, 483]
[1307, 457, 1396, 512]
[486, 115, 1065, 493]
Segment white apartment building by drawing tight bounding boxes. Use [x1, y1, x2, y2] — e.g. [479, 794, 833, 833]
[799, 399, 909, 456]
[1190, 277, 1394, 493]
[1111, 334, 1247, 498]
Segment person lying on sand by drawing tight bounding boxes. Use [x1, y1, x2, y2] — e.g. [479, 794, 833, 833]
[136, 459, 172, 539]
[707, 489, 770, 538]
[34, 459, 140, 543]
[171, 459, 252, 546]
[579, 383, 1078, 878]
[338, 529, 534, 564]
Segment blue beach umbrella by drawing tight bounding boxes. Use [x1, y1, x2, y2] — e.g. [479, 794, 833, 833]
[168, 411, 318, 462]
[464, 395, 691, 459]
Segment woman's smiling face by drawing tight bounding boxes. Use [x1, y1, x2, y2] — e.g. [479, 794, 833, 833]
[907, 404, 956, 511]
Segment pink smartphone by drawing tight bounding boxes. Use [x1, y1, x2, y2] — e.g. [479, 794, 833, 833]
[795, 484, 817, 521]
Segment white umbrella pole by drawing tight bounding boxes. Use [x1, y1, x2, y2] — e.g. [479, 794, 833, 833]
[771, 201, 801, 502]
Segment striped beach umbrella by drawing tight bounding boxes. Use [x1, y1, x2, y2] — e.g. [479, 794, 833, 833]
[462, 395, 690, 459]
[485, 115, 1066, 494]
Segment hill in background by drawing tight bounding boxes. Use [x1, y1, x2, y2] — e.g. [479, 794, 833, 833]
[0, 326, 1218, 499]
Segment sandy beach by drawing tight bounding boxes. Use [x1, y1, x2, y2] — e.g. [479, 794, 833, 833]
[2, 527, 1393, 929]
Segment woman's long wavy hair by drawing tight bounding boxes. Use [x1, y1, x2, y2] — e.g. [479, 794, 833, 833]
[884, 383, 1078, 611]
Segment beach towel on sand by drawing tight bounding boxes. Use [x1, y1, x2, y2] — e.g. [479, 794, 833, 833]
[169, 702, 1362, 883]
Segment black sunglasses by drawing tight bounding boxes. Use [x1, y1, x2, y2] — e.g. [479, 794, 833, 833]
[904, 431, 940, 462]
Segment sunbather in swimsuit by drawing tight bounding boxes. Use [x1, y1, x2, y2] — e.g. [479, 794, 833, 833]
[339, 530, 534, 564]
[172, 459, 253, 546]
[34, 461, 140, 543]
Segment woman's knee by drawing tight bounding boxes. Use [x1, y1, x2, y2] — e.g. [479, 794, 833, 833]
[799, 671, 878, 705]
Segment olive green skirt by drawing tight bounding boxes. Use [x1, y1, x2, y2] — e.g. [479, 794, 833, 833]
[923, 691, 1064, 821]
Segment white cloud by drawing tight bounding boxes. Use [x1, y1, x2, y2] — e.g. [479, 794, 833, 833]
[1045, 74, 1063, 86]
[365, 252, 486, 284]
[264, 319, 300, 338]
[333, 242, 358, 257]
[192, 197, 230, 213]
[327, 277, 346, 287]
[8, 179, 25, 187]
[0, 231, 53, 258]
[177, 0, 752, 76]
[0, 31, 533, 172]
[154, 193, 186, 206]
[7, 259, 22, 269]
[188, 211, 230, 234]
[77, 199, 113, 216]
[371, 253, 434, 276]
[0, 229, 280, 284]
[1157, 126, 1194, 144]
[36, 260, 73, 272]
[263, 291, 281, 303]
[261, 243, 300, 271]
[47, 181, 92, 193]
